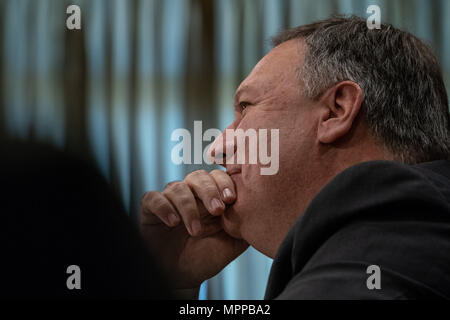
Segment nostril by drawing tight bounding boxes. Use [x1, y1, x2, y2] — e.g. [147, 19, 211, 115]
[215, 152, 226, 160]
[211, 151, 227, 166]
[206, 132, 239, 166]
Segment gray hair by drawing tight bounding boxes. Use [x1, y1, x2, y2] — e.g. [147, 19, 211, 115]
[272, 15, 450, 164]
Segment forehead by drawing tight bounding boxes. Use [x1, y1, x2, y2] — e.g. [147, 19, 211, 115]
[235, 39, 305, 100]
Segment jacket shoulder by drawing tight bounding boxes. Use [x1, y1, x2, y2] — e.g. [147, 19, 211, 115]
[266, 160, 450, 299]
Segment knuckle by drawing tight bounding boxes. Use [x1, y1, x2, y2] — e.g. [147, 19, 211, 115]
[164, 180, 182, 190]
[178, 194, 194, 207]
[212, 170, 232, 184]
[188, 169, 208, 180]
[210, 169, 225, 176]
[151, 196, 168, 211]
[168, 181, 186, 193]
[210, 169, 227, 181]
[203, 185, 219, 196]
[141, 190, 158, 206]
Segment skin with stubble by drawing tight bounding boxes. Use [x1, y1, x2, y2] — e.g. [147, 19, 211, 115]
[140, 39, 392, 289]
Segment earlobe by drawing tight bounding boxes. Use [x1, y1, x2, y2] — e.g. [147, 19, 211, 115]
[317, 81, 363, 144]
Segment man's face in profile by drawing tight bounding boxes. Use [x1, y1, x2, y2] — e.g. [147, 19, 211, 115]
[210, 40, 320, 256]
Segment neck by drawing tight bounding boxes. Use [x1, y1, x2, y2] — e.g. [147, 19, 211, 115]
[265, 138, 392, 258]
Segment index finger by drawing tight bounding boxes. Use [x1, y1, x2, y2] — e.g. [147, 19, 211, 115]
[210, 169, 237, 204]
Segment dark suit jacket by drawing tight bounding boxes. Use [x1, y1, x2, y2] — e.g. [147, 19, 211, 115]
[265, 160, 450, 300]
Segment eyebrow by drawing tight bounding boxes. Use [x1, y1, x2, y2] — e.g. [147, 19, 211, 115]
[233, 85, 258, 106]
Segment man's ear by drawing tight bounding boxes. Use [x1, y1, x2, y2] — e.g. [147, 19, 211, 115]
[317, 81, 364, 144]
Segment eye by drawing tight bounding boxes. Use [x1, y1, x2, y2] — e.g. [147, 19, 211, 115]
[240, 102, 250, 111]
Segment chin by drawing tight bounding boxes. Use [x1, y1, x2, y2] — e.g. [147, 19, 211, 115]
[220, 207, 244, 239]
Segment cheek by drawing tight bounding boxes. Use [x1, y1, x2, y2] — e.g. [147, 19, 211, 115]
[233, 107, 310, 194]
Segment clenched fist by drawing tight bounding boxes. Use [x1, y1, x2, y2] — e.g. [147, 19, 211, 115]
[140, 169, 248, 289]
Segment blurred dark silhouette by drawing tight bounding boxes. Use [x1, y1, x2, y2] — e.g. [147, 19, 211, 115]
[0, 140, 171, 299]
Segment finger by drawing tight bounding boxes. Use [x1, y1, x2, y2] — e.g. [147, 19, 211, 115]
[192, 199, 223, 237]
[140, 191, 180, 227]
[210, 169, 236, 204]
[185, 170, 225, 216]
[163, 181, 202, 236]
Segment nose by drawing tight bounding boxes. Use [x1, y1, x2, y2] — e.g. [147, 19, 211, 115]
[207, 130, 237, 167]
